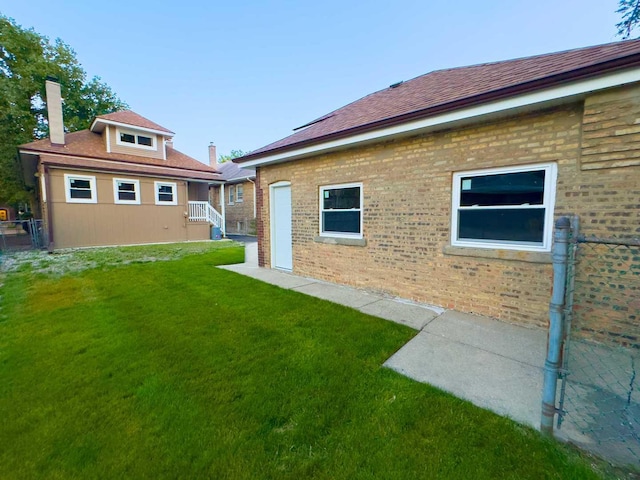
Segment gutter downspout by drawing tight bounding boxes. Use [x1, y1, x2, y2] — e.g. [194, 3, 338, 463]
[220, 184, 226, 237]
[247, 177, 256, 220]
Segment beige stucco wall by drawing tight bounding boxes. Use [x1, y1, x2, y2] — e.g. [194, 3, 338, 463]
[256, 85, 640, 328]
[46, 169, 210, 248]
[106, 125, 165, 160]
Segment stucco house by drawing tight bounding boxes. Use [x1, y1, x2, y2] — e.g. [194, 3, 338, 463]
[234, 39, 640, 328]
[20, 80, 224, 249]
[208, 153, 256, 235]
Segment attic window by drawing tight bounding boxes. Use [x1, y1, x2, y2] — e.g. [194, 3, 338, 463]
[117, 128, 156, 150]
[138, 135, 153, 146]
[120, 133, 135, 143]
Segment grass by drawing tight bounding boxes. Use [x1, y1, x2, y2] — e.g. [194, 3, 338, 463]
[0, 242, 618, 479]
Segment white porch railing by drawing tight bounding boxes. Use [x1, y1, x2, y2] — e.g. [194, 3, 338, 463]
[188, 201, 225, 235]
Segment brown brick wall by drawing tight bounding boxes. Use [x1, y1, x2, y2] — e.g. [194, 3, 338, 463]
[581, 84, 640, 171]
[256, 86, 640, 327]
[210, 181, 256, 235]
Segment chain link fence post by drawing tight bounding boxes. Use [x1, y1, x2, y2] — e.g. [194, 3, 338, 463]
[541, 216, 570, 435]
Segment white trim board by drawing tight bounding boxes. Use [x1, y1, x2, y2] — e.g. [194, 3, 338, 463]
[90, 117, 174, 136]
[240, 68, 640, 168]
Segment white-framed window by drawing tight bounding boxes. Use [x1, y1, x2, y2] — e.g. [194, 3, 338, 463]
[451, 163, 557, 252]
[228, 185, 235, 205]
[319, 182, 363, 238]
[116, 128, 156, 151]
[236, 184, 244, 202]
[113, 178, 140, 205]
[154, 181, 177, 205]
[64, 174, 97, 204]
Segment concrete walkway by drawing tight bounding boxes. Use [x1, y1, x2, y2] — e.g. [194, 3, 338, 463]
[221, 240, 547, 429]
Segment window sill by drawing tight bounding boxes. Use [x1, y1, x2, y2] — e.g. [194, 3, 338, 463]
[314, 236, 367, 247]
[443, 245, 551, 264]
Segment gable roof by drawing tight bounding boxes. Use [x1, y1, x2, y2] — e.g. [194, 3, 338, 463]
[91, 110, 175, 135]
[237, 39, 640, 164]
[19, 130, 220, 182]
[214, 161, 255, 182]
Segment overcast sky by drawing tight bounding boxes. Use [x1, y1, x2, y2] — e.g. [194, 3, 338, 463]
[1, 1, 624, 164]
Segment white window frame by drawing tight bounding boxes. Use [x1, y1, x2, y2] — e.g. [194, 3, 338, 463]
[319, 182, 363, 239]
[154, 181, 177, 205]
[228, 185, 235, 205]
[64, 174, 97, 204]
[236, 184, 244, 203]
[113, 178, 141, 205]
[116, 127, 156, 151]
[451, 163, 557, 252]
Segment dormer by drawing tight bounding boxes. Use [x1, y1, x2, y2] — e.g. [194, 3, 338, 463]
[90, 110, 175, 160]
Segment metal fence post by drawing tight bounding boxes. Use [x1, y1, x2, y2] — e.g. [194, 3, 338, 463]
[541, 216, 570, 435]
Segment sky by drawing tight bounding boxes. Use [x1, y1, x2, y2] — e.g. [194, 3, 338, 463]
[0, 1, 624, 164]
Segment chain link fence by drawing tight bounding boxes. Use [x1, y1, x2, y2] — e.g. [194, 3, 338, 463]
[0, 219, 46, 253]
[557, 228, 640, 467]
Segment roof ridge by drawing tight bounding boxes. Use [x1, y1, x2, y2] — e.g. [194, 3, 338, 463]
[294, 40, 640, 133]
[404, 37, 640, 81]
[234, 38, 640, 162]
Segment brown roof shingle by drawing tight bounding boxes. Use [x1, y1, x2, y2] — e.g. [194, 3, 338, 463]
[20, 130, 220, 181]
[239, 39, 640, 162]
[94, 110, 175, 134]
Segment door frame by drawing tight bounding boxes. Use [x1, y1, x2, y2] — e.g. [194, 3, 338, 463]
[269, 181, 292, 270]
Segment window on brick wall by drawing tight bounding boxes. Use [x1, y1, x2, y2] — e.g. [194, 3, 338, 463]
[451, 163, 557, 251]
[319, 183, 363, 238]
[228, 185, 235, 205]
[236, 184, 244, 202]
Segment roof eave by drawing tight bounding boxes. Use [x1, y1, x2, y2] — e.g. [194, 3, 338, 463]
[237, 57, 640, 166]
[90, 117, 175, 136]
[19, 149, 221, 181]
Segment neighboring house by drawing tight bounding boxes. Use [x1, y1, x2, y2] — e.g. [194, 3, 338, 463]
[209, 156, 256, 235]
[235, 39, 640, 328]
[0, 205, 16, 222]
[19, 80, 223, 249]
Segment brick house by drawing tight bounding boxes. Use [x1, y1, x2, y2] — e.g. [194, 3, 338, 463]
[234, 40, 640, 328]
[208, 152, 256, 235]
[19, 80, 224, 249]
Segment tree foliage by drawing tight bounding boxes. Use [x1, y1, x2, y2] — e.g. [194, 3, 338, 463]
[0, 15, 127, 203]
[218, 149, 249, 163]
[616, 0, 640, 39]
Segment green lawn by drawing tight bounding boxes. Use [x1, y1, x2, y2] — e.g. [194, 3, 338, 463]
[0, 242, 613, 479]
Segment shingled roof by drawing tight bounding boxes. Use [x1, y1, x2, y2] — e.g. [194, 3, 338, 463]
[92, 110, 175, 134]
[215, 161, 255, 182]
[237, 38, 640, 163]
[20, 129, 220, 181]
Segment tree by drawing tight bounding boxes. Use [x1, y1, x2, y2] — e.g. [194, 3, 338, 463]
[218, 149, 249, 163]
[616, 0, 640, 39]
[0, 15, 127, 204]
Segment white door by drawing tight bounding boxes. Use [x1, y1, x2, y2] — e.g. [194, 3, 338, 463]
[271, 183, 292, 271]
